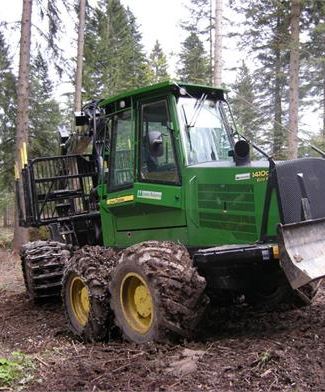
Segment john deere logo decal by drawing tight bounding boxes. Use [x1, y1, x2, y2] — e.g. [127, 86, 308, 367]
[137, 190, 162, 200]
[235, 173, 251, 181]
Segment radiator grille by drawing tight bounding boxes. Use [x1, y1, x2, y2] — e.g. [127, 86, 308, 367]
[198, 183, 257, 241]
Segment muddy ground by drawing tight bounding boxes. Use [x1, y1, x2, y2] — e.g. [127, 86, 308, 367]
[0, 248, 324, 391]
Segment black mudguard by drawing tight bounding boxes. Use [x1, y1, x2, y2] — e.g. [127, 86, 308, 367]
[263, 157, 325, 289]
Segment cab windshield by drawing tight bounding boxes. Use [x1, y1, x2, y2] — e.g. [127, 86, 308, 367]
[177, 96, 233, 165]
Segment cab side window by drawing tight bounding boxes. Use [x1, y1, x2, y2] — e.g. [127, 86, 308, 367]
[110, 110, 133, 189]
[140, 100, 179, 183]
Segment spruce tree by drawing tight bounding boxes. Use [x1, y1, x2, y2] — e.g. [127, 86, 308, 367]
[229, 0, 291, 159]
[180, 0, 213, 83]
[177, 32, 210, 84]
[0, 30, 17, 191]
[28, 52, 61, 158]
[302, 1, 325, 139]
[230, 61, 263, 145]
[123, 7, 152, 90]
[149, 40, 169, 83]
[83, 0, 150, 99]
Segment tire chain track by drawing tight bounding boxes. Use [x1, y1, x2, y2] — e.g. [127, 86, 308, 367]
[62, 245, 118, 341]
[111, 241, 209, 341]
[20, 240, 72, 301]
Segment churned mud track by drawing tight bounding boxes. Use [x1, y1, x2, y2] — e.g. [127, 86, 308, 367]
[0, 249, 324, 391]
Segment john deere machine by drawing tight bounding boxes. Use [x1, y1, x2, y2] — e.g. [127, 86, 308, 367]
[17, 81, 325, 343]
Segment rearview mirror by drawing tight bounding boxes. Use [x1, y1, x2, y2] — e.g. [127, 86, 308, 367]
[148, 131, 164, 157]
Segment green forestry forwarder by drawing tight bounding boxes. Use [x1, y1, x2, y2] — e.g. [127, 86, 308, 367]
[16, 81, 325, 343]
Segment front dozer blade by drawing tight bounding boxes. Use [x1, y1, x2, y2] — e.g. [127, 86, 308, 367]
[279, 218, 325, 289]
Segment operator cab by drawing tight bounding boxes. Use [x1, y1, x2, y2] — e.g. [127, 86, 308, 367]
[97, 81, 257, 248]
[99, 81, 243, 190]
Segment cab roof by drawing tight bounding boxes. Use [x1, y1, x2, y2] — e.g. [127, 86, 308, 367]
[99, 80, 226, 107]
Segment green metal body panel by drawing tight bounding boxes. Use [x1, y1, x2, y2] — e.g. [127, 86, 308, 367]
[97, 81, 281, 249]
[99, 182, 187, 247]
[183, 165, 280, 246]
[99, 165, 280, 248]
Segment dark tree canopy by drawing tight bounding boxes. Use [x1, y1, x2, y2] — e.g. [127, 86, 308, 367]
[83, 0, 151, 100]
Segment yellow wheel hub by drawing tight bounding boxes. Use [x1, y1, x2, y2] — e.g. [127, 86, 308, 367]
[70, 276, 90, 326]
[120, 272, 153, 334]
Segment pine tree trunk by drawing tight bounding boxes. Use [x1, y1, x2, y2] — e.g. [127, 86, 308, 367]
[213, 0, 223, 86]
[13, 0, 33, 251]
[288, 0, 300, 159]
[74, 0, 86, 113]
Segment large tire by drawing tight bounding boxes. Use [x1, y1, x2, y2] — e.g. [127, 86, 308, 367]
[246, 283, 293, 310]
[20, 240, 72, 302]
[62, 246, 117, 342]
[109, 241, 209, 344]
[246, 273, 321, 310]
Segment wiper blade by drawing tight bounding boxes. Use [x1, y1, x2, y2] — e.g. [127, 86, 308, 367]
[181, 104, 189, 128]
[188, 93, 207, 128]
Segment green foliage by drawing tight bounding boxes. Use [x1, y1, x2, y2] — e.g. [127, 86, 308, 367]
[36, 0, 71, 76]
[177, 32, 210, 85]
[83, 0, 151, 100]
[0, 351, 34, 387]
[230, 0, 291, 159]
[0, 29, 62, 201]
[180, 0, 213, 83]
[301, 0, 325, 137]
[29, 52, 61, 158]
[0, 358, 17, 385]
[230, 0, 325, 157]
[0, 28, 17, 191]
[230, 61, 266, 152]
[148, 40, 169, 83]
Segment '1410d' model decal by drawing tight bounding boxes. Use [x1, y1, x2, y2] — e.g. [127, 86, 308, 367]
[235, 171, 269, 183]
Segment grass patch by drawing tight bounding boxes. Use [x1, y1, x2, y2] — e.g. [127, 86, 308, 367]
[0, 351, 34, 389]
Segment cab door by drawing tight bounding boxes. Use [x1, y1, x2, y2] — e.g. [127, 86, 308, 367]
[100, 107, 135, 246]
[134, 97, 187, 242]
[104, 96, 187, 247]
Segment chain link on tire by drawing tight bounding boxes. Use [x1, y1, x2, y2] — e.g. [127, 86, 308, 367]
[20, 240, 72, 302]
[110, 241, 209, 343]
[62, 246, 117, 342]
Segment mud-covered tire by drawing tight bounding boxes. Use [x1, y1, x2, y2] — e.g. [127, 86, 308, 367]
[20, 240, 72, 302]
[62, 246, 117, 342]
[109, 241, 209, 344]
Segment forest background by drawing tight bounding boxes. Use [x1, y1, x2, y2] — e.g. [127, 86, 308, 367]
[0, 0, 324, 246]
